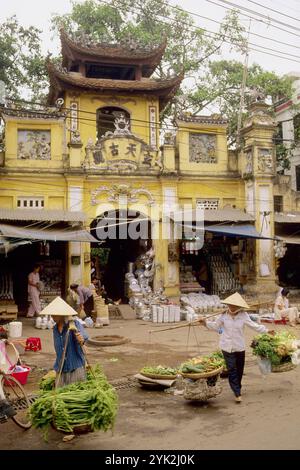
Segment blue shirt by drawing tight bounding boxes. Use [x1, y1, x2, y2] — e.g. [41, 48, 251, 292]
[53, 319, 89, 373]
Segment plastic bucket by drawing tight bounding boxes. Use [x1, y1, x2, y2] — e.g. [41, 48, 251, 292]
[5, 366, 31, 386]
[8, 322, 22, 338]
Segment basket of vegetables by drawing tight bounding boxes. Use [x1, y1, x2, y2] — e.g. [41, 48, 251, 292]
[140, 365, 178, 380]
[30, 366, 118, 439]
[179, 352, 225, 379]
[251, 331, 300, 373]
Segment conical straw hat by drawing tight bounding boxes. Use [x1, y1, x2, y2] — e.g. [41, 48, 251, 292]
[39, 297, 78, 317]
[222, 292, 250, 309]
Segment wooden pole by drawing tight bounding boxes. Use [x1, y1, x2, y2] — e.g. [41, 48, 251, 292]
[148, 299, 273, 335]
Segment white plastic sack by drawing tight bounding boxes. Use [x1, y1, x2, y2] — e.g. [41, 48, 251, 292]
[291, 350, 300, 366]
[257, 357, 272, 375]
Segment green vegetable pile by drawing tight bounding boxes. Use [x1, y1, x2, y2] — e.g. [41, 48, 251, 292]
[141, 365, 178, 376]
[30, 366, 118, 438]
[251, 331, 297, 366]
[180, 351, 225, 374]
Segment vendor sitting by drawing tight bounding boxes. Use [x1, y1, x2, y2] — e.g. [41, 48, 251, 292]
[40, 297, 89, 388]
[274, 288, 300, 327]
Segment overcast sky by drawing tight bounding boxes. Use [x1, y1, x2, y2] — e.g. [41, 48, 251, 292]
[1, 0, 300, 77]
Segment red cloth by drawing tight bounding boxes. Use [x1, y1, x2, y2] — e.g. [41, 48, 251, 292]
[25, 337, 42, 352]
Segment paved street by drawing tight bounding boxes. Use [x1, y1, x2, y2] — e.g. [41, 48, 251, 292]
[1, 318, 300, 450]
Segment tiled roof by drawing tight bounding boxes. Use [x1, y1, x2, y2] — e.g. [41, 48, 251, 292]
[61, 29, 167, 62]
[60, 29, 167, 77]
[178, 114, 228, 125]
[47, 61, 183, 110]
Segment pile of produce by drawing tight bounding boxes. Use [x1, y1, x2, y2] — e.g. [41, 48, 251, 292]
[251, 331, 299, 366]
[30, 366, 118, 438]
[140, 365, 178, 376]
[180, 351, 225, 374]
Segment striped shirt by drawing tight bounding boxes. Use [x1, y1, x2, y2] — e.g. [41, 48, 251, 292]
[53, 319, 89, 373]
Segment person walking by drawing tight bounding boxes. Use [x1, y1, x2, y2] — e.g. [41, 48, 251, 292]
[27, 264, 42, 318]
[70, 283, 94, 317]
[39, 297, 89, 387]
[274, 288, 300, 326]
[199, 292, 271, 403]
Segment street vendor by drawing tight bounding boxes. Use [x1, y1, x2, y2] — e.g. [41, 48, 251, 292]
[39, 297, 89, 388]
[274, 288, 300, 326]
[198, 292, 271, 403]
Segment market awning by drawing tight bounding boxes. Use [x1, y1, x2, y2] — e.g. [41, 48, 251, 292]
[0, 224, 99, 243]
[275, 212, 300, 224]
[170, 208, 255, 223]
[0, 209, 87, 223]
[276, 235, 300, 245]
[183, 224, 274, 239]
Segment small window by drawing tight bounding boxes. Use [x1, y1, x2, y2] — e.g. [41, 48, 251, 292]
[17, 197, 44, 209]
[274, 195, 283, 212]
[196, 199, 219, 210]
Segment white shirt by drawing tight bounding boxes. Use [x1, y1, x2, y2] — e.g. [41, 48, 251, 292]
[206, 311, 268, 353]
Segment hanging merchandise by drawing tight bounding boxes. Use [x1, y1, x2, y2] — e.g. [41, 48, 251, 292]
[274, 240, 287, 259]
[44, 242, 50, 257]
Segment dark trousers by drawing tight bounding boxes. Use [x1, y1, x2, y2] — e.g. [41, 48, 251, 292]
[222, 350, 245, 397]
[84, 295, 94, 316]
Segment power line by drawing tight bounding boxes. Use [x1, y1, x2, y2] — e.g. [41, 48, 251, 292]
[214, 0, 300, 32]
[99, 0, 300, 63]
[204, 0, 300, 39]
[245, 0, 300, 23]
[165, 0, 300, 51]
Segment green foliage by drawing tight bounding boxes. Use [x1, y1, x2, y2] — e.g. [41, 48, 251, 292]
[30, 365, 118, 437]
[0, 16, 48, 99]
[91, 247, 110, 266]
[251, 331, 296, 366]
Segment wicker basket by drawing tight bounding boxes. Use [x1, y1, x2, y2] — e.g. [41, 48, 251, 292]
[271, 362, 297, 373]
[140, 372, 177, 380]
[180, 366, 224, 380]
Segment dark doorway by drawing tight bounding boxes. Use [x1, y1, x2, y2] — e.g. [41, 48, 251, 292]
[90, 210, 151, 302]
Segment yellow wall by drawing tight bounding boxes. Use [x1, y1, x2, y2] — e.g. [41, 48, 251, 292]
[177, 120, 229, 174]
[4, 118, 66, 169]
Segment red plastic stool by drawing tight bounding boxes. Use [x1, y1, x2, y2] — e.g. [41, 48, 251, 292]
[25, 337, 42, 352]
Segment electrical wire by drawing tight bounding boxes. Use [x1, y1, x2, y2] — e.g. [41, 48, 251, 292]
[99, 0, 300, 63]
[245, 0, 300, 23]
[209, 0, 300, 32]
[204, 0, 300, 39]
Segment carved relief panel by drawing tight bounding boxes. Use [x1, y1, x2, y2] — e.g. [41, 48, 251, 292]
[17, 130, 51, 160]
[257, 148, 274, 174]
[84, 115, 162, 173]
[244, 148, 253, 176]
[189, 133, 217, 163]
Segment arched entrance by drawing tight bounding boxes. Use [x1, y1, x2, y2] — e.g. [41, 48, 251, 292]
[90, 209, 152, 302]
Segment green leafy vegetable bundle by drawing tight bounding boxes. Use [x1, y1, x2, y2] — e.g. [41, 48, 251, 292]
[180, 351, 225, 374]
[141, 365, 178, 376]
[251, 331, 297, 366]
[30, 366, 118, 436]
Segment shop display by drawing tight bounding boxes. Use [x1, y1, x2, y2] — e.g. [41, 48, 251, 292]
[180, 293, 224, 320]
[127, 248, 172, 321]
[209, 254, 241, 296]
[40, 259, 63, 297]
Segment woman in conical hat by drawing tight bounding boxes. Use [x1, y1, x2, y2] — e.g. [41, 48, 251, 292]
[40, 297, 89, 388]
[199, 292, 271, 403]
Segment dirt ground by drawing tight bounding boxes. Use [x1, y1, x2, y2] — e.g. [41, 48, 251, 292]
[1, 317, 300, 450]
